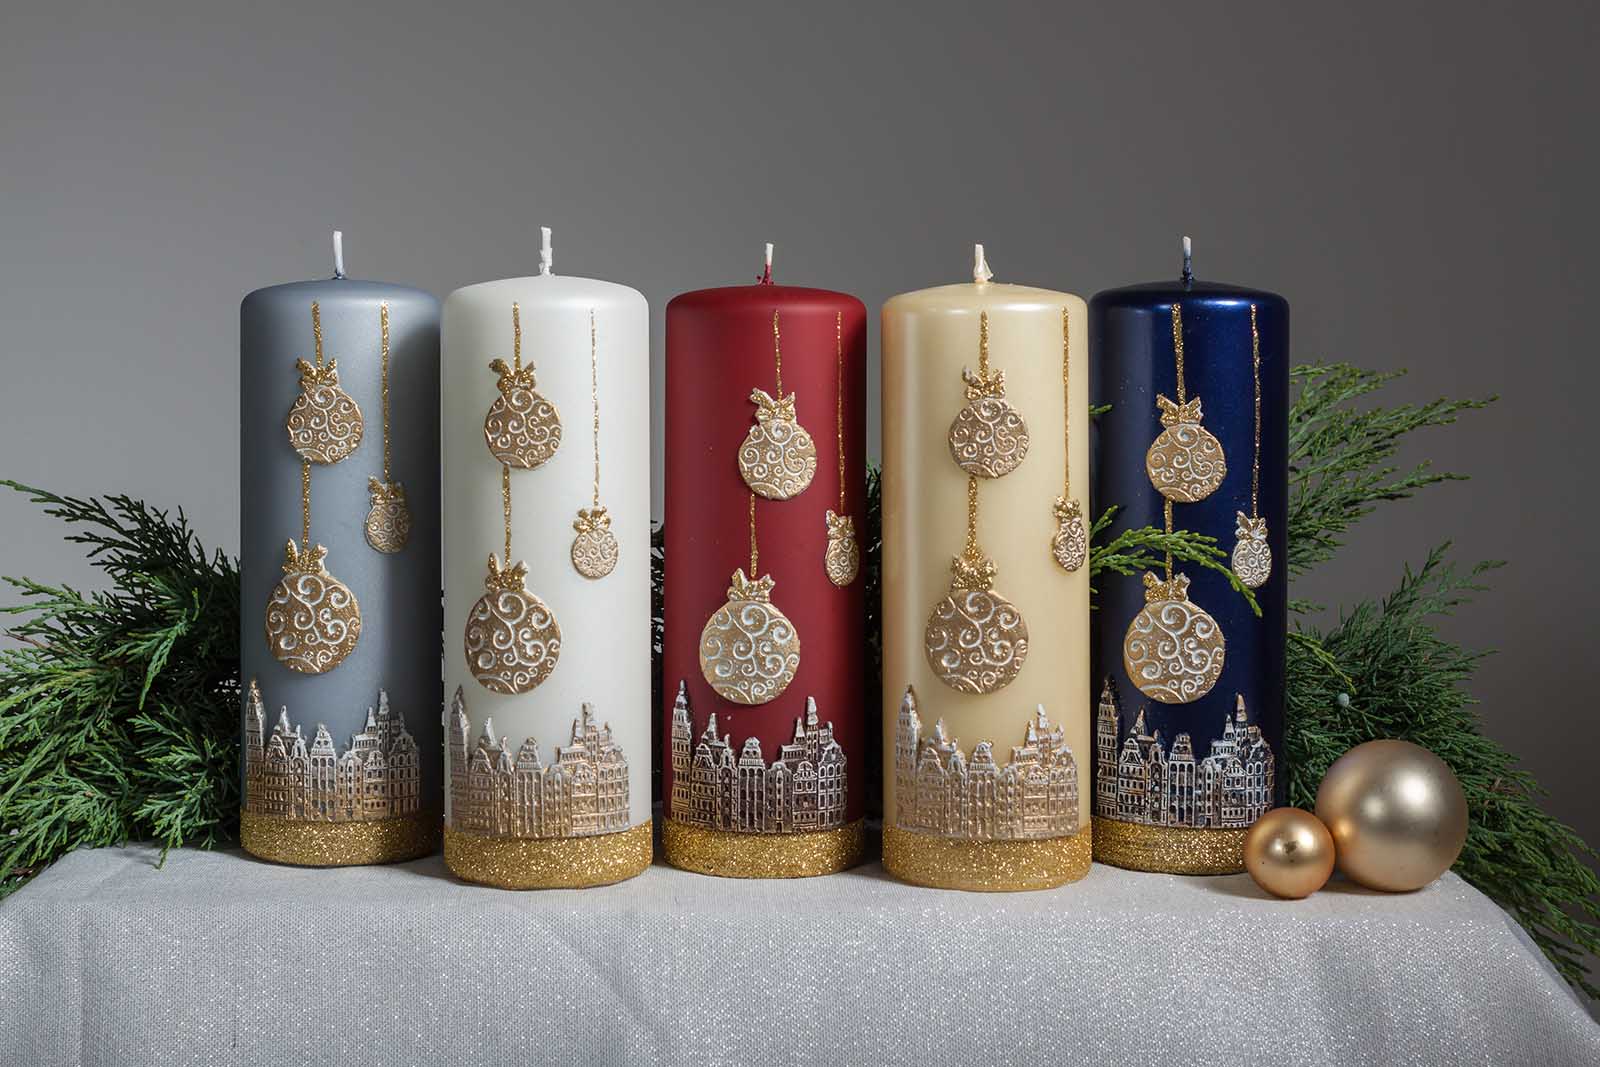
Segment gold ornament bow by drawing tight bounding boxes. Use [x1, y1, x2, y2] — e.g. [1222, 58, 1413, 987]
[949, 550, 998, 592]
[294, 358, 343, 388]
[960, 366, 1007, 401]
[825, 509, 854, 540]
[573, 505, 611, 535]
[282, 539, 329, 576]
[1235, 512, 1268, 541]
[1142, 570, 1192, 602]
[483, 553, 529, 592]
[489, 357, 540, 396]
[748, 387, 797, 424]
[1155, 394, 1205, 427]
[726, 567, 776, 602]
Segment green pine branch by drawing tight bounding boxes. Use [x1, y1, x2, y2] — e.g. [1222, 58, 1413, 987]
[1087, 506, 1260, 615]
[0, 481, 239, 899]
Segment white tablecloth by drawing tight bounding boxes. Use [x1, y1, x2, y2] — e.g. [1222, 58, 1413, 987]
[1, 839, 1595, 1066]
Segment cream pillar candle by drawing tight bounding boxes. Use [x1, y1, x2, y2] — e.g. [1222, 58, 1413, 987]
[441, 228, 652, 888]
[881, 245, 1092, 891]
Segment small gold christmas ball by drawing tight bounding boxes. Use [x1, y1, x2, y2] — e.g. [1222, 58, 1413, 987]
[1314, 739, 1468, 892]
[1243, 808, 1335, 899]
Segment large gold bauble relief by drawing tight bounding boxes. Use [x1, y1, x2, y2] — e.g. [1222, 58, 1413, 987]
[738, 388, 817, 500]
[1145, 394, 1226, 503]
[265, 540, 362, 675]
[947, 366, 1030, 479]
[464, 555, 562, 695]
[1122, 571, 1225, 704]
[924, 552, 1029, 696]
[484, 357, 562, 470]
[287, 358, 365, 464]
[699, 568, 801, 706]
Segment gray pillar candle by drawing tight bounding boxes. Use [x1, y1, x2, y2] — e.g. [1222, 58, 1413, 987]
[239, 236, 441, 866]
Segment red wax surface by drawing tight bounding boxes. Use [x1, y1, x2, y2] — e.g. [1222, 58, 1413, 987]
[664, 278, 868, 822]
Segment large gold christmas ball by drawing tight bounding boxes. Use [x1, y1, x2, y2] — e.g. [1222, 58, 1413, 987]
[1314, 739, 1468, 892]
[1243, 808, 1335, 899]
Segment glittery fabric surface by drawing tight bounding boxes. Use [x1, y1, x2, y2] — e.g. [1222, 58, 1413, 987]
[3, 843, 1597, 1067]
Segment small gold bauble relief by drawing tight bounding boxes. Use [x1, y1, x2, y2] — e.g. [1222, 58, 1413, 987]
[1231, 511, 1271, 589]
[1122, 571, 1226, 704]
[570, 506, 619, 580]
[484, 358, 562, 470]
[947, 367, 1030, 479]
[1145, 394, 1226, 503]
[464, 555, 561, 695]
[738, 388, 817, 500]
[823, 509, 860, 587]
[1050, 496, 1087, 573]
[286, 358, 365, 464]
[924, 553, 1029, 695]
[265, 540, 362, 674]
[698, 568, 801, 706]
[364, 477, 411, 554]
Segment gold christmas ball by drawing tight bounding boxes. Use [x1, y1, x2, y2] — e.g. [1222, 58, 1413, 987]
[1314, 739, 1468, 892]
[1243, 808, 1335, 899]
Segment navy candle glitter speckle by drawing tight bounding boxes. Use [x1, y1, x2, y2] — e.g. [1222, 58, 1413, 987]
[1089, 272, 1288, 874]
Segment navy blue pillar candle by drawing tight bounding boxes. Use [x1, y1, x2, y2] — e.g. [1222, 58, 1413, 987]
[239, 235, 442, 866]
[1089, 249, 1287, 874]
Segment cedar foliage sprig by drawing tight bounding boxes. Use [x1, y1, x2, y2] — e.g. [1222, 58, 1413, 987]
[1087, 506, 1260, 615]
[0, 481, 239, 899]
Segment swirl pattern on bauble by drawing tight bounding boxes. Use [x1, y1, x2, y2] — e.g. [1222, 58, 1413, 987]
[287, 362, 364, 465]
[464, 587, 561, 695]
[1122, 582, 1225, 704]
[924, 588, 1029, 694]
[265, 562, 361, 674]
[948, 397, 1030, 479]
[698, 571, 801, 706]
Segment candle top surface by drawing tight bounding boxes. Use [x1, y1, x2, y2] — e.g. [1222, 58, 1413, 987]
[242, 277, 436, 309]
[446, 273, 644, 312]
[883, 280, 1081, 314]
[1092, 278, 1286, 309]
[669, 281, 862, 314]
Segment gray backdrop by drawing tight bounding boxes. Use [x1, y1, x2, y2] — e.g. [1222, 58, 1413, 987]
[2, 2, 1594, 896]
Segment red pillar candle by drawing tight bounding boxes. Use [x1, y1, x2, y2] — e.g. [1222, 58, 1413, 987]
[663, 246, 868, 877]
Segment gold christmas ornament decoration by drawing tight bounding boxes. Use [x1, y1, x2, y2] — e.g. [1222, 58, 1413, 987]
[265, 535, 362, 675]
[699, 494, 801, 705]
[464, 552, 562, 695]
[570, 310, 618, 579]
[287, 301, 365, 464]
[738, 311, 817, 500]
[824, 509, 859, 586]
[1122, 569, 1225, 704]
[823, 311, 859, 586]
[1243, 807, 1336, 899]
[1232, 303, 1272, 588]
[1145, 305, 1226, 503]
[947, 310, 1030, 479]
[1314, 739, 1469, 893]
[365, 304, 411, 553]
[1050, 304, 1085, 571]
[484, 302, 562, 470]
[924, 475, 1029, 695]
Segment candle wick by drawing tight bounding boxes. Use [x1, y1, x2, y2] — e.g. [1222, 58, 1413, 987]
[332, 230, 346, 280]
[758, 242, 774, 284]
[539, 227, 553, 276]
[973, 243, 994, 284]
[1181, 235, 1194, 287]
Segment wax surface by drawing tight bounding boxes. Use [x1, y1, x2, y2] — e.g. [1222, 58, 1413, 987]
[881, 279, 1091, 833]
[239, 279, 442, 812]
[442, 272, 651, 829]
[663, 280, 868, 825]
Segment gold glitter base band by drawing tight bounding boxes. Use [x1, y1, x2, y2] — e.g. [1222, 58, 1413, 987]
[1091, 816, 1248, 875]
[241, 809, 440, 867]
[663, 818, 865, 878]
[882, 824, 1092, 892]
[444, 821, 652, 889]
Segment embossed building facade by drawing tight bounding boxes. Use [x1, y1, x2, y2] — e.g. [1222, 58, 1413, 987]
[243, 680, 421, 821]
[892, 689, 1079, 841]
[1094, 677, 1275, 829]
[668, 682, 847, 834]
[447, 688, 630, 839]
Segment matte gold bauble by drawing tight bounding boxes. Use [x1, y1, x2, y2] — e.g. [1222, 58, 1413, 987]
[570, 506, 619, 580]
[738, 388, 817, 500]
[1050, 496, 1086, 572]
[1232, 511, 1271, 589]
[1243, 807, 1335, 899]
[464, 555, 561, 695]
[364, 478, 411, 553]
[823, 509, 859, 586]
[1121, 571, 1225, 704]
[947, 369, 1030, 479]
[264, 540, 361, 674]
[924, 553, 1029, 695]
[1145, 395, 1225, 503]
[1314, 739, 1468, 892]
[287, 359, 364, 464]
[484, 358, 562, 470]
[698, 568, 801, 705]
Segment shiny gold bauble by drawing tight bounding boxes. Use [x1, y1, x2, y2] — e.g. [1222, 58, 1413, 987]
[1314, 739, 1468, 892]
[1243, 808, 1335, 899]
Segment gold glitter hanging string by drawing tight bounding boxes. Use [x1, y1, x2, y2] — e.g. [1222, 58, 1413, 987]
[1231, 303, 1272, 588]
[948, 309, 1031, 478]
[739, 308, 817, 498]
[366, 302, 412, 553]
[300, 460, 312, 549]
[749, 491, 759, 576]
[824, 309, 860, 585]
[571, 309, 619, 579]
[1171, 305, 1186, 403]
[1146, 304, 1225, 502]
[1050, 306, 1086, 571]
[502, 464, 513, 566]
[287, 300, 364, 464]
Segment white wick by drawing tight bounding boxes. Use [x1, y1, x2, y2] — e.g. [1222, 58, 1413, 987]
[539, 227, 553, 275]
[765, 243, 774, 270]
[973, 243, 994, 284]
[1182, 235, 1193, 281]
[332, 230, 346, 279]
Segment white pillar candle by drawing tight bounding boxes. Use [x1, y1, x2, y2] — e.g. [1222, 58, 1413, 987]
[440, 230, 651, 888]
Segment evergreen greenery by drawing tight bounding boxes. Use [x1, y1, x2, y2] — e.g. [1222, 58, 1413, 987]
[0, 482, 239, 900]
